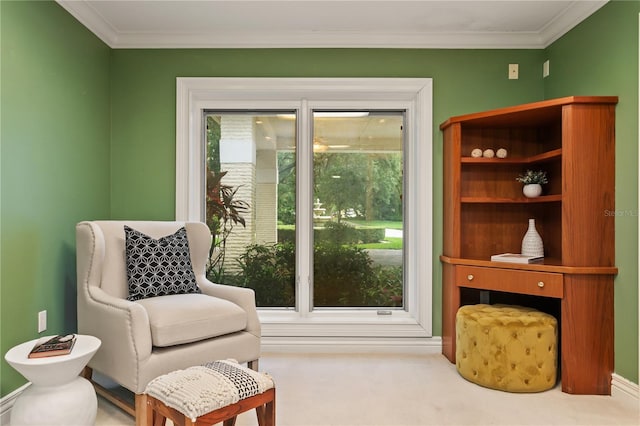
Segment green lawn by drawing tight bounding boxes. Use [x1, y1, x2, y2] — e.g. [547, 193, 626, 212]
[357, 237, 403, 250]
[278, 220, 403, 249]
[279, 220, 403, 230]
[343, 219, 403, 229]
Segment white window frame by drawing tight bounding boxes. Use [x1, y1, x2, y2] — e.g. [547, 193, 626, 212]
[176, 78, 434, 348]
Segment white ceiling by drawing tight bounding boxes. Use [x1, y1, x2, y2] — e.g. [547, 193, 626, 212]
[56, 0, 608, 49]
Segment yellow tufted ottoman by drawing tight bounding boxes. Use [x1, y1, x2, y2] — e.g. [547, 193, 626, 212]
[456, 304, 558, 393]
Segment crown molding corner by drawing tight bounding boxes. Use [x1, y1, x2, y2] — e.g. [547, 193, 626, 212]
[539, 0, 609, 47]
[56, 0, 118, 48]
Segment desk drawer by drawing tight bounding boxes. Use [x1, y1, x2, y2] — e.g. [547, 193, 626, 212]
[456, 265, 563, 298]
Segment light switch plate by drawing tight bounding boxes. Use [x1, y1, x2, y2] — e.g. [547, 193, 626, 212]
[38, 310, 47, 333]
[543, 60, 550, 78]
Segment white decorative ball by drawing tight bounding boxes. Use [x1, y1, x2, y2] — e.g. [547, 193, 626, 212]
[483, 149, 495, 158]
[471, 148, 483, 158]
[496, 148, 508, 158]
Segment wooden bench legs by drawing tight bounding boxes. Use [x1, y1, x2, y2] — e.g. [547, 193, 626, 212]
[144, 388, 276, 426]
[82, 367, 138, 418]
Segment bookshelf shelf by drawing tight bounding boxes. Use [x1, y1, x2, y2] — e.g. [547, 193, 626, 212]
[460, 195, 562, 203]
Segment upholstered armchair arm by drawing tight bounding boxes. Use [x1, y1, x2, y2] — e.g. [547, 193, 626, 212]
[82, 286, 153, 357]
[198, 279, 261, 338]
[76, 220, 152, 358]
[78, 286, 153, 388]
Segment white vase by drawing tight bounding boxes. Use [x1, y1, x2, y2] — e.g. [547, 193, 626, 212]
[523, 183, 542, 198]
[521, 219, 544, 257]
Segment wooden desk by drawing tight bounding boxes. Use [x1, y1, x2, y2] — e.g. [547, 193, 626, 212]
[441, 256, 616, 395]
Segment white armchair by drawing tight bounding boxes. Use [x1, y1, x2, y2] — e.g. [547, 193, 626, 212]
[75, 221, 261, 424]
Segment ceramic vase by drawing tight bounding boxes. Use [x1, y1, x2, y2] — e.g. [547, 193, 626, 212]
[521, 219, 544, 257]
[522, 183, 542, 198]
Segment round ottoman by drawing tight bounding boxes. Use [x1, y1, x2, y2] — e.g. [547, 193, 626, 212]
[456, 304, 557, 392]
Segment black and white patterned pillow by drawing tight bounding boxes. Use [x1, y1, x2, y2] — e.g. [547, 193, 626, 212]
[124, 225, 201, 301]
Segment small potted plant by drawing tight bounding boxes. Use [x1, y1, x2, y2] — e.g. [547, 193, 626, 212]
[516, 169, 548, 198]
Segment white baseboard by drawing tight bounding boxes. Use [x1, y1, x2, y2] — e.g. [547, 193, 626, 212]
[0, 383, 29, 426]
[612, 373, 639, 401]
[261, 335, 443, 354]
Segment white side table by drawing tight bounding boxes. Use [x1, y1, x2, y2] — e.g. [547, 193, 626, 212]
[5, 335, 101, 426]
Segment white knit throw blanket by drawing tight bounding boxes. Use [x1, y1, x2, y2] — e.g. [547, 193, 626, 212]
[144, 359, 274, 422]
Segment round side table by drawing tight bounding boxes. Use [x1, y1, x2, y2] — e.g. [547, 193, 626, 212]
[5, 335, 101, 426]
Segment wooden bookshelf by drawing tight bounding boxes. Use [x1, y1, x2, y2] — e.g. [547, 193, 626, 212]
[440, 96, 618, 395]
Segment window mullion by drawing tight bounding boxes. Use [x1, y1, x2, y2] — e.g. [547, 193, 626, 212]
[296, 100, 312, 316]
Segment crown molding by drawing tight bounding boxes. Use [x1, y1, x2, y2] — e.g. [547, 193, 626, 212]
[538, 0, 609, 46]
[56, 0, 608, 49]
[56, 0, 119, 47]
[86, 30, 548, 50]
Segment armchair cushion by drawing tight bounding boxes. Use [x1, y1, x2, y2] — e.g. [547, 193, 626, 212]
[125, 226, 201, 301]
[136, 293, 248, 347]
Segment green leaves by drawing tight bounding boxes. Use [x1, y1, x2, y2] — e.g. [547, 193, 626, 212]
[205, 170, 250, 281]
[516, 169, 548, 185]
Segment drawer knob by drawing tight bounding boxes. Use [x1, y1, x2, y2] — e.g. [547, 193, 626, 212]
[537, 281, 545, 288]
[467, 274, 474, 281]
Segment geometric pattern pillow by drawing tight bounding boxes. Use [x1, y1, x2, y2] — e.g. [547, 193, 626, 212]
[124, 226, 201, 301]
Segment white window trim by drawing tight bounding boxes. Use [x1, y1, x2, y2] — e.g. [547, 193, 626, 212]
[176, 78, 433, 343]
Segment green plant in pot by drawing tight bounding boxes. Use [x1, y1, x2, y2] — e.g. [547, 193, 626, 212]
[516, 169, 548, 198]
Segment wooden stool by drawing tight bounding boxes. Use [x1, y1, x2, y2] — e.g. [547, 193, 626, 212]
[143, 360, 275, 426]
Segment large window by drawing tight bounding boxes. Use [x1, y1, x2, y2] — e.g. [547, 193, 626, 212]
[203, 110, 405, 311]
[177, 78, 433, 346]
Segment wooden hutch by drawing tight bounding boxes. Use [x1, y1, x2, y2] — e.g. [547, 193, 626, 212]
[440, 96, 618, 395]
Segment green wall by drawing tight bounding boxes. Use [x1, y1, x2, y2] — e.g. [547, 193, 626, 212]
[109, 47, 543, 340]
[544, 0, 640, 383]
[0, 0, 111, 395]
[109, 47, 544, 351]
[110, 48, 543, 221]
[1, 0, 638, 399]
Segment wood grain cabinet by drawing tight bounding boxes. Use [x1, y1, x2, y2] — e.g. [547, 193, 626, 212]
[440, 96, 618, 395]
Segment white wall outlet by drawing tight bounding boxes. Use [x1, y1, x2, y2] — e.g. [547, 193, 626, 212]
[508, 64, 519, 79]
[38, 310, 47, 333]
[543, 60, 550, 78]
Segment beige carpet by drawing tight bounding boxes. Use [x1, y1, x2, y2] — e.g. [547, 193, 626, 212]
[96, 352, 639, 426]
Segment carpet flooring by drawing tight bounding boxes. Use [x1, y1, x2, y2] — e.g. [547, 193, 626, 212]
[95, 352, 639, 426]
